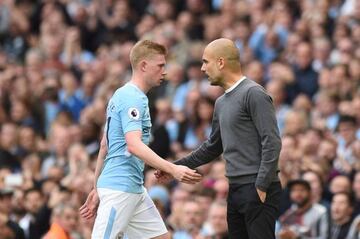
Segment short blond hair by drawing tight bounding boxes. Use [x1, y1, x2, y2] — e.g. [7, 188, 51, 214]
[129, 40, 167, 69]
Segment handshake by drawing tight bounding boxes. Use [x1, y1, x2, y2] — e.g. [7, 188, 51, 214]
[154, 164, 202, 185]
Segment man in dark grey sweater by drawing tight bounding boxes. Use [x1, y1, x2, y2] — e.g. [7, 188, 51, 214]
[157, 38, 282, 239]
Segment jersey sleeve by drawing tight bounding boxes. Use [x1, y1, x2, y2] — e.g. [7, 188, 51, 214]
[119, 96, 145, 134]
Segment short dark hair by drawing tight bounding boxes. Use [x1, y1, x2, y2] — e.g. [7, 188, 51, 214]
[0, 188, 14, 198]
[287, 179, 311, 192]
[332, 192, 355, 207]
[196, 187, 216, 199]
[24, 187, 43, 198]
[336, 115, 357, 131]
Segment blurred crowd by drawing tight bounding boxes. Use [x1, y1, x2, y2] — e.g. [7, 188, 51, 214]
[0, 0, 359, 238]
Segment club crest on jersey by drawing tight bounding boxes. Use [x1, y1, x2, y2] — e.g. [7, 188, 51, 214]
[128, 108, 140, 120]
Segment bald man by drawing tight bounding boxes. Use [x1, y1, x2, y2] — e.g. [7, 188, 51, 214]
[157, 38, 282, 238]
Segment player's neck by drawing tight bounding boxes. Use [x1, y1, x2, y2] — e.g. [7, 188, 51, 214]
[129, 76, 150, 93]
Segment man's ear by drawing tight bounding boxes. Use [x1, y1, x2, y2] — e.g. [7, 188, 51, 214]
[217, 57, 225, 70]
[140, 60, 147, 72]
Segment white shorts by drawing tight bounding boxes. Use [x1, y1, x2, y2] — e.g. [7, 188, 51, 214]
[91, 188, 168, 239]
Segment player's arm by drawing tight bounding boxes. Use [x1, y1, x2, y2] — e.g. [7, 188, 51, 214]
[93, 133, 107, 189]
[79, 133, 107, 220]
[174, 105, 223, 168]
[125, 131, 202, 183]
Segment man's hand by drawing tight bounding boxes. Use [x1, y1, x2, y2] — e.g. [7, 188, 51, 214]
[154, 170, 174, 183]
[256, 188, 266, 203]
[173, 165, 202, 184]
[161, 165, 202, 184]
[79, 189, 99, 220]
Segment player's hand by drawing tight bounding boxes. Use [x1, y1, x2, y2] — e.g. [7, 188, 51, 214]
[154, 170, 174, 183]
[256, 188, 266, 203]
[79, 188, 99, 220]
[170, 165, 202, 184]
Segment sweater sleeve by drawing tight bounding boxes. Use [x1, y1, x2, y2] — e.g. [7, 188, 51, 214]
[248, 86, 281, 192]
[174, 105, 223, 168]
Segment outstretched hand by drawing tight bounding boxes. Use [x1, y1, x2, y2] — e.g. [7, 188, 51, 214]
[155, 165, 202, 184]
[79, 189, 99, 220]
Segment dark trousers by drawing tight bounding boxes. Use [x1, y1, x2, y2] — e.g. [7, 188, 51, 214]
[227, 182, 282, 239]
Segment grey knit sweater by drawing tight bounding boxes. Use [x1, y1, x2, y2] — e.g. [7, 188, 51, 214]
[175, 78, 281, 191]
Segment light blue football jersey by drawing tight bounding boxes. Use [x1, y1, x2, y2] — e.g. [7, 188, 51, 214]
[97, 83, 152, 193]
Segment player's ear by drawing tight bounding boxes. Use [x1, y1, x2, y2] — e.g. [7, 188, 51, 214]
[140, 60, 147, 72]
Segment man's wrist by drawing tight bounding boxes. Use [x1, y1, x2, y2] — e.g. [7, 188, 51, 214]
[255, 181, 268, 192]
[167, 163, 176, 176]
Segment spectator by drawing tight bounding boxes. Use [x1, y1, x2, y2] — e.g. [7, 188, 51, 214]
[194, 187, 216, 220]
[283, 110, 308, 136]
[249, 19, 288, 65]
[43, 203, 78, 239]
[287, 42, 319, 103]
[41, 124, 71, 178]
[172, 60, 207, 112]
[149, 99, 172, 158]
[312, 37, 332, 72]
[330, 175, 352, 196]
[302, 170, 331, 209]
[347, 214, 360, 239]
[19, 188, 51, 239]
[352, 171, 360, 216]
[173, 199, 204, 239]
[245, 60, 264, 85]
[201, 200, 228, 239]
[330, 192, 354, 239]
[266, 80, 291, 134]
[75, 71, 98, 107]
[312, 91, 340, 132]
[334, 115, 358, 174]
[167, 186, 191, 232]
[0, 123, 20, 172]
[59, 71, 86, 122]
[60, 27, 95, 69]
[0, 188, 25, 239]
[277, 179, 329, 239]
